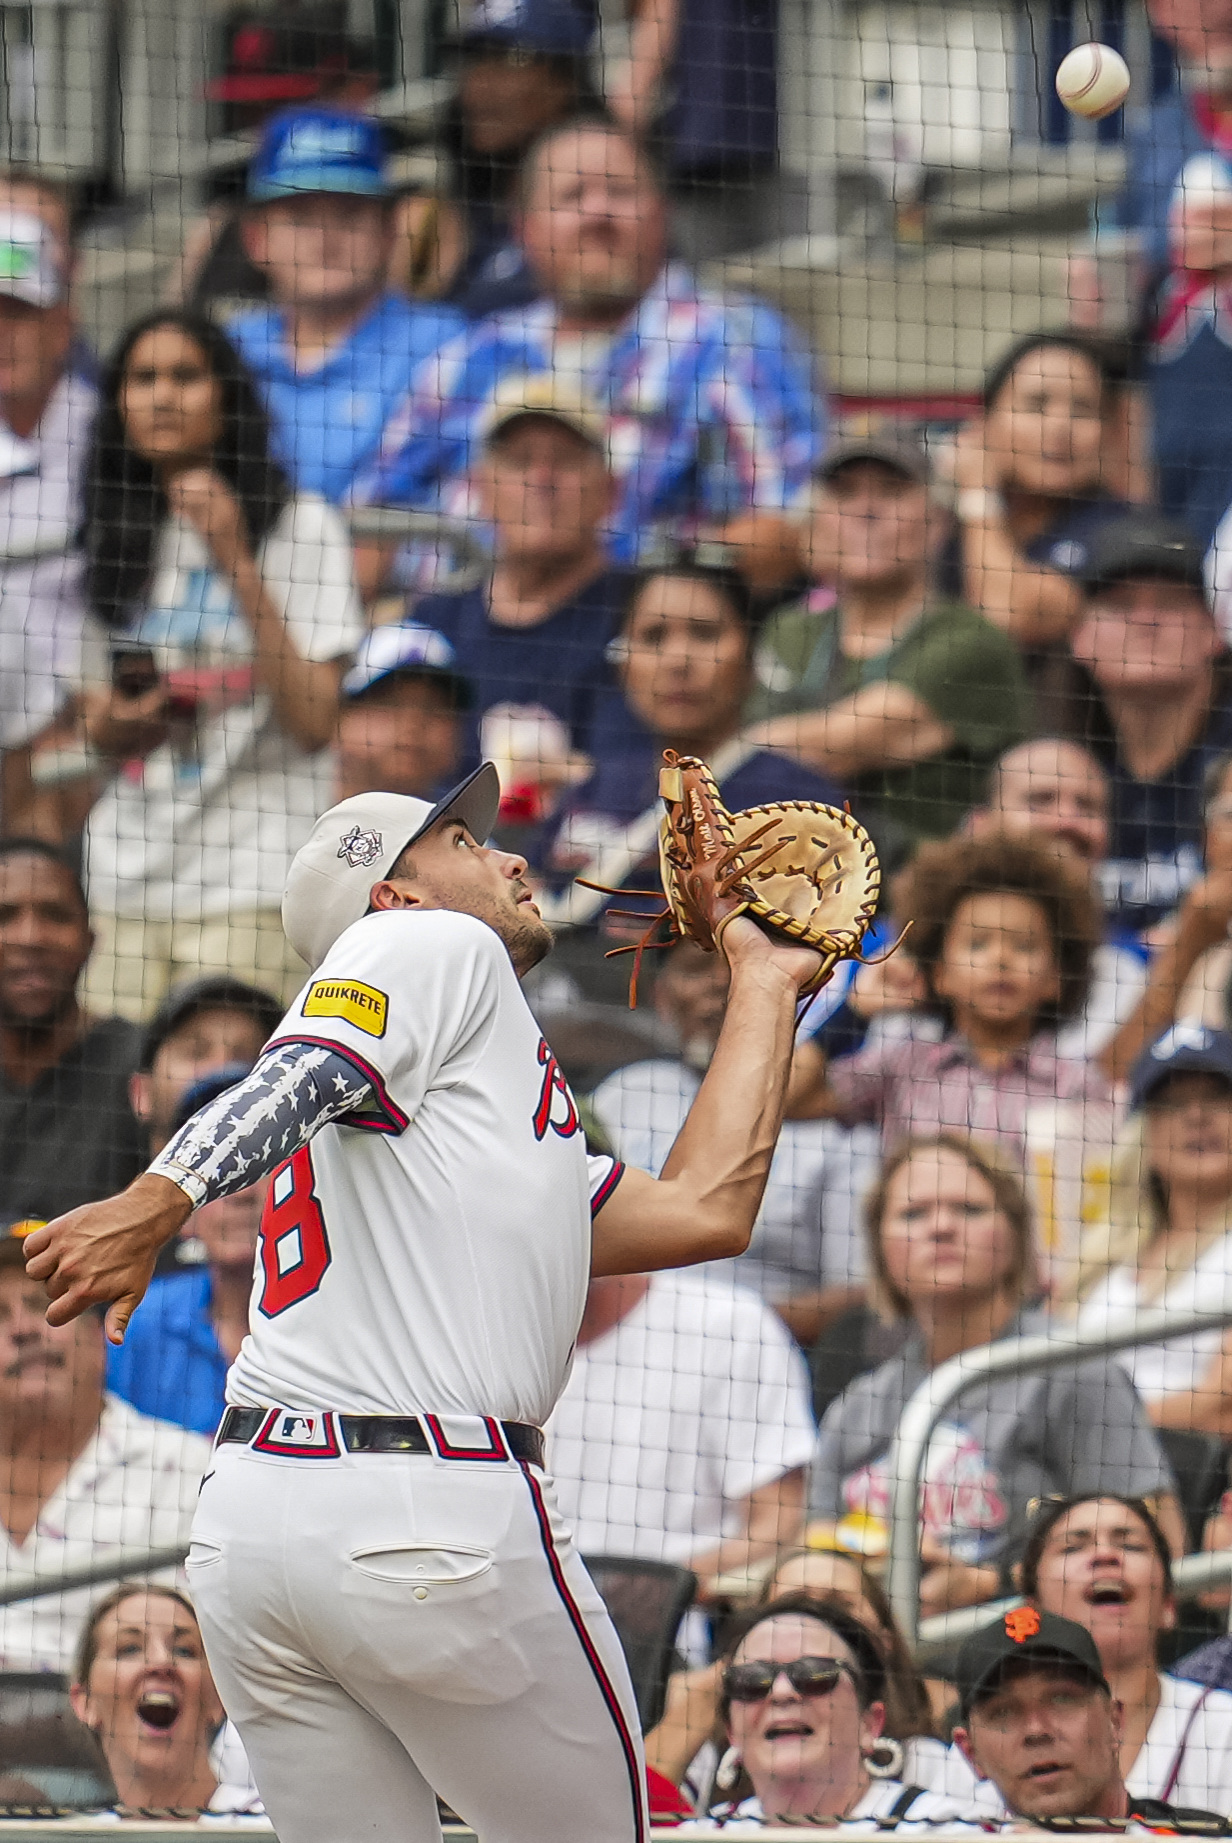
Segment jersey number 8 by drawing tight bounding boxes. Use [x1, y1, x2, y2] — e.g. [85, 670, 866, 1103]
[257, 1147, 332, 1316]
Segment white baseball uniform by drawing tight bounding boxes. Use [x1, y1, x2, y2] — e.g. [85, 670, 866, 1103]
[182, 908, 647, 1843]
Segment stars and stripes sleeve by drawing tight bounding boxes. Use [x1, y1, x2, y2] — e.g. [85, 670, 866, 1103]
[148, 1042, 379, 1209]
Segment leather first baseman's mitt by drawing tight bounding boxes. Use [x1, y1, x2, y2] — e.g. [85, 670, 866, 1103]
[654, 752, 883, 996]
[578, 751, 889, 1004]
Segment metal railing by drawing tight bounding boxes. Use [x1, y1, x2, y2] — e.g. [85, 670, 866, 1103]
[886, 1306, 1232, 1649]
[344, 506, 489, 594]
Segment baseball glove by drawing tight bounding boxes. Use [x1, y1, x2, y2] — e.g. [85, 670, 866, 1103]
[582, 751, 885, 1004]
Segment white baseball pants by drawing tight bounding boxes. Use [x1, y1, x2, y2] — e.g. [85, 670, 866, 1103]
[187, 1428, 648, 1843]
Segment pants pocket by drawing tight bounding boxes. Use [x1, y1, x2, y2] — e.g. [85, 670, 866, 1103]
[348, 1543, 492, 1585]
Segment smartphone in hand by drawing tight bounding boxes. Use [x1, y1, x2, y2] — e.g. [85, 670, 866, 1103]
[110, 642, 160, 699]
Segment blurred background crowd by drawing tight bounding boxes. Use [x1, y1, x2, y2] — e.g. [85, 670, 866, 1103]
[6, 0, 1232, 1829]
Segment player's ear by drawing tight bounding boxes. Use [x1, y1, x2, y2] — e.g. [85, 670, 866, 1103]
[369, 877, 424, 913]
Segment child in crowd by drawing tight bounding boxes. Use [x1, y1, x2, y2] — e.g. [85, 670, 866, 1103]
[789, 834, 1112, 1178]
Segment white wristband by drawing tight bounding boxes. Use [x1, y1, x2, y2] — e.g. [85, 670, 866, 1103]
[957, 487, 1004, 523]
[147, 1156, 208, 1211]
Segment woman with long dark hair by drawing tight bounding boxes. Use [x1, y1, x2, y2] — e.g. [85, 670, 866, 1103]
[74, 308, 362, 1016]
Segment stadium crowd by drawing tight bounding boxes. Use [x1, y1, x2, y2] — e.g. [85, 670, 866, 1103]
[12, 0, 1232, 1828]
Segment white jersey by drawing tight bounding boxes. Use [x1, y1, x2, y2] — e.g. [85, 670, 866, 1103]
[225, 907, 623, 1425]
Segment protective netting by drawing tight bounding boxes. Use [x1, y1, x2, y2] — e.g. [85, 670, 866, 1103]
[1, 0, 1232, 1832]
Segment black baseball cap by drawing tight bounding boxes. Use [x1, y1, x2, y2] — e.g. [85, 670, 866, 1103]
[139, 978, 284, 1074]
[1129, 1024, 1232, 1113]
[1080, 513, 1206, 596]
[955, 1607, 1109, 1719]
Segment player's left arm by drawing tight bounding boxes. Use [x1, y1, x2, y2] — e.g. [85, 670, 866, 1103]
[590, 918, 820, 1275]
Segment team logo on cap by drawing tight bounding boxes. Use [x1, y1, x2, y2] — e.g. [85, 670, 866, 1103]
[337, 825, 383, 869]
[1004, 1606, 1041, 1644]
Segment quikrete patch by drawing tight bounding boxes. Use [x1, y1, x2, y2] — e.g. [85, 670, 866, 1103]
[302, 979, 388, 1038]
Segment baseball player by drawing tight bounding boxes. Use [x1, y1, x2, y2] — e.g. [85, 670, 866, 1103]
[24, 764, 821, 1843]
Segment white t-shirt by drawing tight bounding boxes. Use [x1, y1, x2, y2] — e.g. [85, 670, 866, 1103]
[0, 1394, 210, 1673]
[1075, 1230, 1232, 1400]
[0, 371, 94, 752]
[228, 908, 623, 1425]
[83, 493, 362, 921]
[937, 1674, 1232, 1817]
[545, 1268, 816, 1566]
[590, 1059, 877, 1302]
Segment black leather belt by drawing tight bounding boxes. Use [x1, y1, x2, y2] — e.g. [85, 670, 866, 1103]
[218, 1406, 544, 1469]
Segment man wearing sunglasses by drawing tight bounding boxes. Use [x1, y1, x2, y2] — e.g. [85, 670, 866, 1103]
[952, 1606, 1223, 1829]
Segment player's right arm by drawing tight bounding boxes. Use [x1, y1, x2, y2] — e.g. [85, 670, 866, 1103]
[590, 916, 821, 1276]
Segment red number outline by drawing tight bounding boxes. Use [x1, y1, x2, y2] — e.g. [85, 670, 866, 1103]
[257, 1146, 332, 1317]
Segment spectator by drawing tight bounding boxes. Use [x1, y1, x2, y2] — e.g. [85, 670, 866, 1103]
[1019, 1495, 1232, 1813]
[970, 738, 1148, 1067]
[357, 115, 826, 568]
[951, 1608, 1221, 1825]
[69, 309, 362, 1020]
[1118, 0, 1232, 549]
[108, 1066, 263, 1437]
[69, 1584, 246, 1814]
[129, 976, 282, 1158]
[691, 1594, 970, 1828]
[173, 4, 382, 316]
[745, 434, 1029, 860]
[1069, 1025, 1232, 1436]
[1067, 512, 1232, 934]
[0, 838, 144, 1223]
[810, 1135, 1184, 1614]
[535, 554, 841, 969]
[612, 0, 781, 264]
[545, 1268, 815, 1603]
[0, 200, 95, 822]
[788, 835, 1112, 1178]
[0, 164, 94, 385]
[949, 331, 1135, 650]
[589, 937, 879, 1345]
[226, 106, 464, 517]
[335, 622, 468, 803]
[0, 1226, 209, 1673]
[410, 372, 627, 794]
[432, 0, 600, 318]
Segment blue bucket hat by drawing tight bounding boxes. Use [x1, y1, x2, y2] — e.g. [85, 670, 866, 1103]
[248, 106, 390, 202]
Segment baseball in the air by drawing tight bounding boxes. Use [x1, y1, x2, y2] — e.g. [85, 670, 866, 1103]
[1055, 42, 1131, 120]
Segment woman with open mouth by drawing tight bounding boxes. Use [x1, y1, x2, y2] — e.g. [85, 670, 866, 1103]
[947, 1493, 1232, 1817]
[683, 1593, 976, 1829]
[69, 1583, 253, 1815]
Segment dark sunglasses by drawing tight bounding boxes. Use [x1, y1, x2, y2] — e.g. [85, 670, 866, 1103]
[723, 1656, 861, 1704]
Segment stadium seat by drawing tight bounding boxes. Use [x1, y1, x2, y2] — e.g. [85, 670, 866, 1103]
[581, 1556, 697, 1732]
[0, 1672, 115, 1809]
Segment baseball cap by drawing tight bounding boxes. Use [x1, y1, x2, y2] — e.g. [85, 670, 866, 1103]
[248, 107, 390, 202]
[207, 4, 376, 105]
[139, 976, 285, 1075]
[1080, 512, 1206, 596]
[1129, 1022, 1232, 1112]
[816, 430, 930, 486]
[171, 1062, 255, 1136]
[342, 623, 473, 707]
[954, 1607, 1109, 1720]
[479, 373, 607, 454]
[457, 0, 594, 58]
[0, 210, 65, 309]
[282, 763, 502, 970]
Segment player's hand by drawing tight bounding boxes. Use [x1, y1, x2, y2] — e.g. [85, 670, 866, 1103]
[23, 1174, 193, 1344]
[720, 913, 824, 993]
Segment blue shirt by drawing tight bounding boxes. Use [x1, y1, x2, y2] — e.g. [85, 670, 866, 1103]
[1118, 93, 1232, 545]
[352, 262, 826, 565]
[106, 1268, 229, 1437]
[415, 568, 631, 763]
[227, 292, 465, 505]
